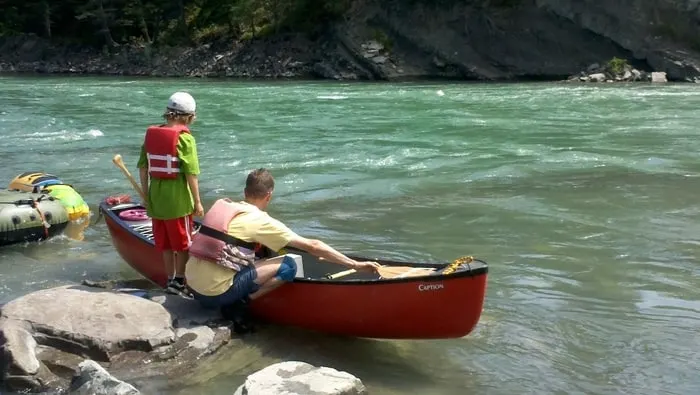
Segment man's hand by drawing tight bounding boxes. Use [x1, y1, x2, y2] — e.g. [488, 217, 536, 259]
[353, 261, 381, 274]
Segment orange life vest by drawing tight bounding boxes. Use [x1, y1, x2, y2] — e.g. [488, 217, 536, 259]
[189, 199, 261, 271]
[143, 124, 190, 179]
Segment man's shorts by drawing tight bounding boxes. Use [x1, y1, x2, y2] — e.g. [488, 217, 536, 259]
[190, 265, 260, 309]
[152, 215, 194, 252]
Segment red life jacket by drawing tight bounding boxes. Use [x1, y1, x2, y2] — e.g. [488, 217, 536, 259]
[189, 199, 261, 270]
[143, 124, 190, 179]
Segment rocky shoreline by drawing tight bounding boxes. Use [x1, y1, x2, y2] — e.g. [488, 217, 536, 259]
[0, 34, 685, 84]
[3, 0, 700, 85]
[566, 58, 671, 83]
[0, 33, 404, 82]
[0, 281, 367, 395]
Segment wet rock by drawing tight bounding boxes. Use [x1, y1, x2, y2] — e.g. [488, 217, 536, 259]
[433, 56, 446, 69]
[588, 73, 607, 82]
[616, 70, 632, 81]
[69, 360, 139, 395]
[651, 71, 668, 83]
[361, 40, 384, 54]
[0, 285, 231, 393]
[312, 62, 341, 80]
[631, 69, 642, 81]
[234, 361, 367, 395]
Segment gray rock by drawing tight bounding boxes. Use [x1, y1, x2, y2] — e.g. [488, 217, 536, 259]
[1, 285, 175, 358]
[312, 62, 341, 80]
[651, 71, 668, 83]
[0, 285, 231, 393]
[174, 326, 215, 350]
[361, 40, 384, 52]
[233, 361, 367, 395]
[372, 55, 388, 64]
[69, 360, 140, 395]
[588, 73, 607, 82]
[0, 320, 40, 375]
[631, 69, 642, 80]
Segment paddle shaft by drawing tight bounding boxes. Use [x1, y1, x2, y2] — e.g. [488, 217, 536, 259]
[112, 154, 148, 203]
[326, 266, 436, 280]
[327, 268, 357, 279]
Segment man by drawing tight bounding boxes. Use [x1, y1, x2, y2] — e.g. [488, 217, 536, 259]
[185, 168, 380, 311]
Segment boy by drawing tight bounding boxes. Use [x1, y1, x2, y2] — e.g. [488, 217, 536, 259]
[137, 91, 204, 296]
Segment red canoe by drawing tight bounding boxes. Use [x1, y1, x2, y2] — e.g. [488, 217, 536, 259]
[99, 198, 489, 340]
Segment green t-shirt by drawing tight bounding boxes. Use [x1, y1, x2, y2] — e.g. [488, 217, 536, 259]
[137, 131, 200, 220]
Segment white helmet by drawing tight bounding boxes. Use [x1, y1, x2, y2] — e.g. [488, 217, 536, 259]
[166, 91, 196, 114]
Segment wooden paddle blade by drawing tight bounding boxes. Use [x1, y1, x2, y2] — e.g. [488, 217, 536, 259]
[378, 266, 436, 279]
[111, 153, 147, 203]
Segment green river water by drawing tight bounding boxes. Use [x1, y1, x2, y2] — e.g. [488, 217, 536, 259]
[0, 75, 699, 394]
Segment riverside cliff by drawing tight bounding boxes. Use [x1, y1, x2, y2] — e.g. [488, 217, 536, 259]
[1, 0, 699, 82]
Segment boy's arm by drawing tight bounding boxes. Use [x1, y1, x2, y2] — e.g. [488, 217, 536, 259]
[186, 174, 201, 207]
[136, 145, 149, 199]
[139, 168, 149, 199]
[178, 134, 203, 214]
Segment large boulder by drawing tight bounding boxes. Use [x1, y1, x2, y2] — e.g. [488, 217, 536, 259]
[234, 361, 367, 395]
[0, 284, 231, 393]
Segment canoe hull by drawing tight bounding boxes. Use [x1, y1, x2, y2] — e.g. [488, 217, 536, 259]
[100, 200, 488, 339]
[250, 273, 487, 339]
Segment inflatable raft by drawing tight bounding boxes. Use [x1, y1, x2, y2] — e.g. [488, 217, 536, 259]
[8, 172, 90, 221]
[0, 189, 70, 246]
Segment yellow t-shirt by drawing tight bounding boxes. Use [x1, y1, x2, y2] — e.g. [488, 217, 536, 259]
[185, 201, 298, 296]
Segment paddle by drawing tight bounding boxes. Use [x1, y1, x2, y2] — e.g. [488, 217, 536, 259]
[112, 154, 147, 203]
[324, 255, 476, 280]
[326, 265, 437, 280]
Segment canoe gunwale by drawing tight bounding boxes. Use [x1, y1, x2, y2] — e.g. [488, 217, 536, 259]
[99, 201, 488, 286]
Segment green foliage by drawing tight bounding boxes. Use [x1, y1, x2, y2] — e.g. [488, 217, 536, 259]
[0, 0, 352, 47]
[607, 57, 628, 75]
[371, 29, 392, 52]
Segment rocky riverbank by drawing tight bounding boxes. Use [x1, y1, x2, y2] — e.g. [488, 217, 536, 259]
[566, 58, 671, 83]
[1, 0, 700, 82]
[0, 282, 367, 394]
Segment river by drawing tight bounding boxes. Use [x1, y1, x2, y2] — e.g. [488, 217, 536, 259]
[1, 75, 699, 394]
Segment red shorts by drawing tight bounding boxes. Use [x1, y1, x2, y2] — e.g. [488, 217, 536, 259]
[152, 215, 194, 252]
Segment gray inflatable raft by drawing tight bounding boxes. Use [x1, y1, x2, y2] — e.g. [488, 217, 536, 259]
[0, 189, 69, 246]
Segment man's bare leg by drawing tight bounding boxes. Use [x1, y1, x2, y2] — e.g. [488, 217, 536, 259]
[249, 256, 287, 300]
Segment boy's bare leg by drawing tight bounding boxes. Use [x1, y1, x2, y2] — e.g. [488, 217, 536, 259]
[175, 251, 188, 278]
[162, 250, 175, 280]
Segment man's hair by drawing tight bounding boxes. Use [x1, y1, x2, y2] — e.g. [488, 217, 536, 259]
[245, 168, 275, 199]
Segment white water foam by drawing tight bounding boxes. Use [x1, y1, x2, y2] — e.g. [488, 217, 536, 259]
[317, 95, 348, 100]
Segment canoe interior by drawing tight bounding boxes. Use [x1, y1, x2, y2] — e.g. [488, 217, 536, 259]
[101, 202, 488, 284]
